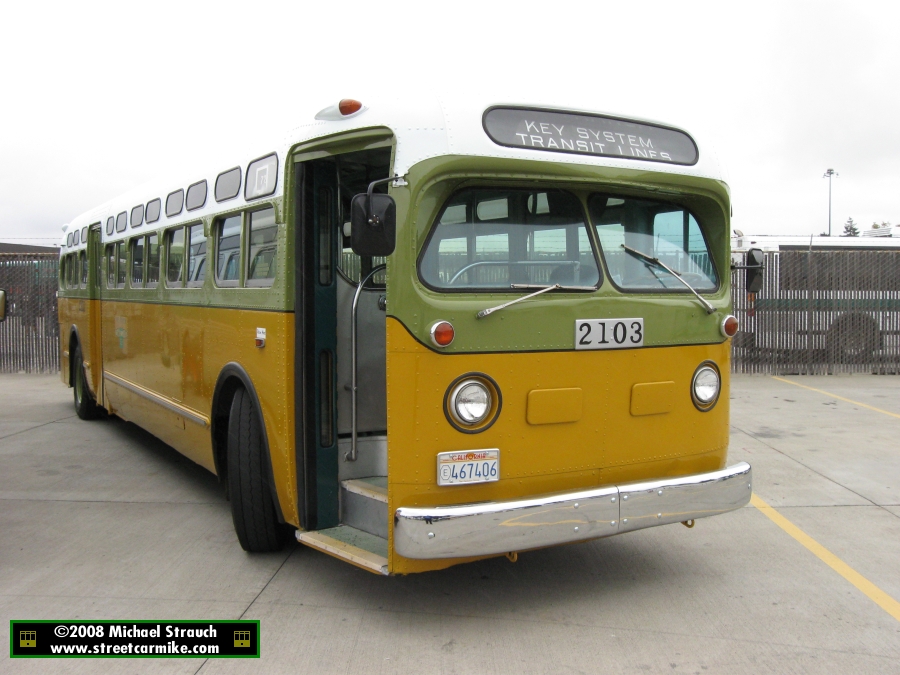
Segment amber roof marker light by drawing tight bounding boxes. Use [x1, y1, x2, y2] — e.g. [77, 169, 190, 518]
[314, 99, 368, 121]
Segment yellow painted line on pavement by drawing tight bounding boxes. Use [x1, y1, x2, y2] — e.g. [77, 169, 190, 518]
[772, 376, 900, 420]
[751, 493, 900, 623]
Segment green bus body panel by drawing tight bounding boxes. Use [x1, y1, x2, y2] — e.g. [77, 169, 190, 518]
[386, 155, 733, 353]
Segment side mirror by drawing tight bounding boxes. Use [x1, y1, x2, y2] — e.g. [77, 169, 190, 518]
[746, 248, 764, 294]
[0, 289, 6, 322]
[350, 179, 397, 257]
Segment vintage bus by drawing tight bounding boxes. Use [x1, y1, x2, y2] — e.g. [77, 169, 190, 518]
[732, 234, 900, 369]
[53, 98, 753, 574]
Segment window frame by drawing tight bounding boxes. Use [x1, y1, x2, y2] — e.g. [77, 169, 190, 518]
[245, 205, 278, 288]
[185, 222, 206, 288]
[215, 167, 242, 203]
[214, 213, 243, 288]
[165, 226, 186, 288]
[244, 153, 278, 201]
[186, 180, 208, 212]
[130, 237, 144, 288]
[166, 189, 185, 218]
[416, 186, 603, 294]
[131, 204, 144, 228]
[146, 198, 161, 224]
[587, 192, 721, 295]
[145, 232, 160, 288]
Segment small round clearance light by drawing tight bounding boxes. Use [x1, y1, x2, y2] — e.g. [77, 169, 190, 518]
[691, 363, 721, 411]
[430, 321, 455, 347]
[339, 99, 363, 116]
[451, 379, 492, 426]
[721, 314, 739, 338]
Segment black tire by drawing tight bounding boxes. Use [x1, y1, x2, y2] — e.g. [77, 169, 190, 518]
[72, 343, 101, 420]
[227, 387, 289, 552]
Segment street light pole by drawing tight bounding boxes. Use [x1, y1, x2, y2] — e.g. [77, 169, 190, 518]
[823, 168, 838, 236]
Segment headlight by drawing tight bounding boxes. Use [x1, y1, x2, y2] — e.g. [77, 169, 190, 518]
[691, 363, 721, 411]
[451, 379, 491, 425]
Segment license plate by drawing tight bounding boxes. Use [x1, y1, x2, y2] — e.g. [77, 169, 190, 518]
[437, 449, 499, 486]
[575, 318, 644, 350]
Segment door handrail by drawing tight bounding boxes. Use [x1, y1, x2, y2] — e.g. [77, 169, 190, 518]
[345, 264, 386, 462]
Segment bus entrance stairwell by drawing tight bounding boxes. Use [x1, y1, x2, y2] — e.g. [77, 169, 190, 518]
[294, 147, 392, 571]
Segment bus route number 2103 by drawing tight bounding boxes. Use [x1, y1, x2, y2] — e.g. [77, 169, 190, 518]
[574, 318, 644, 351]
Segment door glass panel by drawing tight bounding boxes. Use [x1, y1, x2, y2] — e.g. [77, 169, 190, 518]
[318, 187, 333, 285]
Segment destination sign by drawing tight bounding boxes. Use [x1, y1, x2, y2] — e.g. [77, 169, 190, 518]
[483, 107, 698, 166]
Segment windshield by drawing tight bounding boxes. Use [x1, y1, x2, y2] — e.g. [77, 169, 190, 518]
[588, 194, 717, 291]
[419, 188, 601, 290]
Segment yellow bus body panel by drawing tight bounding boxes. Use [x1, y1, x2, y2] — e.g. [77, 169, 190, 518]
[94, 301, 298, 526]
[385, 317, 730, 574]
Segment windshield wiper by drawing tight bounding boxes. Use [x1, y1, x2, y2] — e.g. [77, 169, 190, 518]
[621, 244, 716, 314]
[476, 283, 594, 319]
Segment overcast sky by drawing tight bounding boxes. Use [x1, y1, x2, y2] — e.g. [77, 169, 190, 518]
[1, 1, 897, 245]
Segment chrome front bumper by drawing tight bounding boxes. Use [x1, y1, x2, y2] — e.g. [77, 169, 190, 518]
[394, 462, 752, 559]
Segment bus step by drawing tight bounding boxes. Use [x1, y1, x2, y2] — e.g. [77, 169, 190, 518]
[296, 526, 388, 575]
[341, 477, 388, 539]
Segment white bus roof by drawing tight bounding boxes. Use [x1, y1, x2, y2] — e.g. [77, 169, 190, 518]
[60, 96, 727, 251]
[732, 233, 900, 252]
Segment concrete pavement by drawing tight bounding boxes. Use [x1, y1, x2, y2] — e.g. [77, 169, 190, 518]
[1, 373, 898, 674]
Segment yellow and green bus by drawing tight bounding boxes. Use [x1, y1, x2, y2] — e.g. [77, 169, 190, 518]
[55, 98, 755, 575]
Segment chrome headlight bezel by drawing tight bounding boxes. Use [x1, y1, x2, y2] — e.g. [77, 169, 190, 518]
[443, 372, 502, 433]
[450, 380, 491, 426]
[691, 362, 721, 412]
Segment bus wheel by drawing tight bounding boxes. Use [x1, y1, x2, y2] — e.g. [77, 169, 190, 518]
[226, 387, 289, 552]
[827, 316, 878, 363]
[72, 343, 101, 420]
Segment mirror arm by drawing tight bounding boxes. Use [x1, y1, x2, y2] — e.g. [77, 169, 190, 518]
[365, 175, 403, 226]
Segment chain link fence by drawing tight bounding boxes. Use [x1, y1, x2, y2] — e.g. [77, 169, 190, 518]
[4, 249, 900, 376]
[0, 254, 60, 373]
[732, 248, 900, 375]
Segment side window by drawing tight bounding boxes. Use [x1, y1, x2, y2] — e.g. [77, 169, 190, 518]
[247, 207, 278, 286]
[166, 227, 185, 286]
[215, 215, 241, 285]
[215, 168, 241, 202]
[166, 190, 184, 218]
[186, 180, 208, 211]
[106, 244, 116, 287]
[65, 254, 74, 289]
[131, 238, 144, 287]
[146, 198, 161, 224]
[116, 242, 127, 288]
[187, 223, 206, 287]
[106, 217, 115, 236]
[131, 204, 144, 228]
[116, 211, 127, 233]
[80, 251, 87, 288]
[146, 234, 160, 287]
